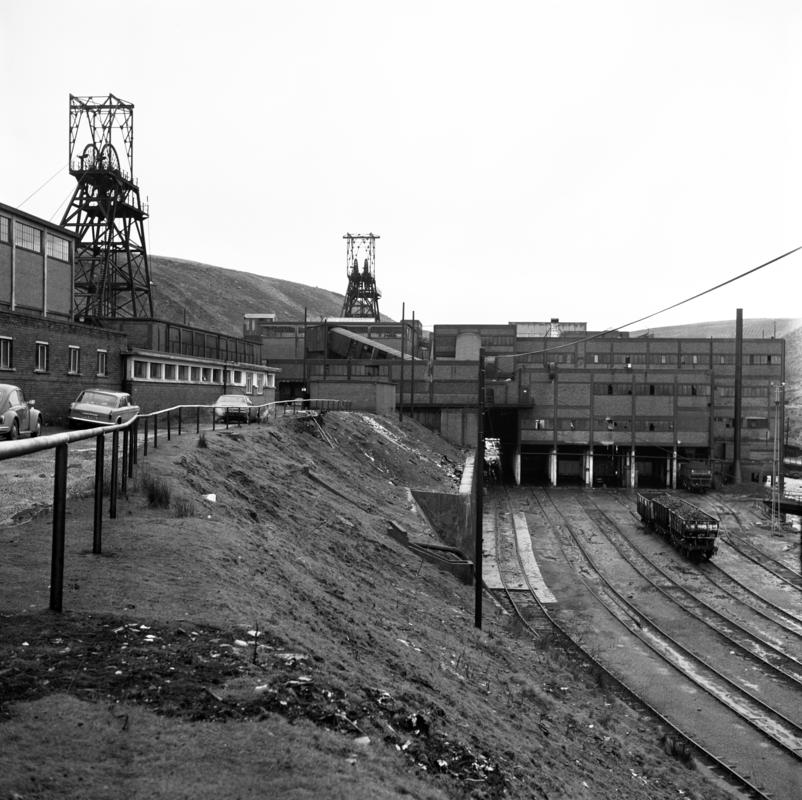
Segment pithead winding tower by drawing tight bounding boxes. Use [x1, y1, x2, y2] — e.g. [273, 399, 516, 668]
[341, 232, 381, 320]
[61, 94, 153, 322]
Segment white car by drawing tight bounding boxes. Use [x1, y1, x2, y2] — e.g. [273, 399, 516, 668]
[0, 384, 43, 439]
[68, 389, 140, 427]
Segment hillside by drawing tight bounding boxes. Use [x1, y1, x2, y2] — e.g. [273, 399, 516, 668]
[149, 255, 347, 337]
[0, 413, 733, 800]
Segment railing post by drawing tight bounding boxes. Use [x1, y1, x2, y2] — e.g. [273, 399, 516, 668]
[178, 407, 183, 436]
[50, 443, 68, 612]
[153, 413, 158, 449]
[196, 406, 200, 433]
[143, 417, 149, 457]
[167, 410, 172, 441]
[93, 435, 104, 554]
[110, 430, 119, 519]
[130, 418, 138, 470]
[121, 429, 128, 497]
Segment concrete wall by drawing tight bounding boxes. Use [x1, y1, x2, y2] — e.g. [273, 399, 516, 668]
[309, 378, 395, 413]
[411, 453, 476, 558]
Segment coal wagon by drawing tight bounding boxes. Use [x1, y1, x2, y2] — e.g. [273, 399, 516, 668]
[636, 491, 719, 560]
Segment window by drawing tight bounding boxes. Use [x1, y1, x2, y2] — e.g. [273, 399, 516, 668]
[178, 365, 189, 381]
[0, 215, 8, 242]
[191, 366, 201, 382]
[35, 341, 49, 372]
[46, 234, 70, 261]
[202, 368, 211, 382]
[14, 221, 42, 253]
[0, 337, 12, 369]
[68, 346, 80, 374]
[96, 350, 107, 377]
[233, 370, 243, 383]
[133, 360, 147, 378]
[212, 369, 221, 383]
[245, 373, 253, 394]
[149, 362, 162, 379]
[164, 364, 176, 380]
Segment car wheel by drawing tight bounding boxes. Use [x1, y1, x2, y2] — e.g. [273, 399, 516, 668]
[32, 418, 42, 437]
[9, 420, 19, 440]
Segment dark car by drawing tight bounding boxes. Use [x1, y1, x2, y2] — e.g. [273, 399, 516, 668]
[68, 389, 140, 427]
[0, 384, 43, 439]
[213, 393, 259, 424]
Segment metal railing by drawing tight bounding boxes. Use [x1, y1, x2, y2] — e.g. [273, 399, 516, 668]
[0, 398, 352, 612]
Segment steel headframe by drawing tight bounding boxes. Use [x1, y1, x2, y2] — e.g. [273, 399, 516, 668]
[61, 94, 154, 322]
[341, 232, 381, 320]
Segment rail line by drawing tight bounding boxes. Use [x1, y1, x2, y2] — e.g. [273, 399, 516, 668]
[523, 486, 801, 798]
[489, 487, 779, 800]
[571, 491, 802, 695]
[607, 490, 802, 635]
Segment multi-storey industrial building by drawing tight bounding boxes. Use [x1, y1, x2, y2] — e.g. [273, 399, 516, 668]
[254, 314, 785, 488]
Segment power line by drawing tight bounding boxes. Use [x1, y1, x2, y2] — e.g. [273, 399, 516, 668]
[511, 245, 802, 360]
[18, 163, 67, 209]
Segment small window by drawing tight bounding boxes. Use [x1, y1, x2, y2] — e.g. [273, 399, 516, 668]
[149, 362, 162, 379]
[35, 341, 50, 372]
[178, 365, 189, 381]
[233, 370, 243, 383]
[133, 360, 147, 378]
[191, 366, 201, 382]
[164, 364, 176, 380]
[0, 216, 8, 242]
[0, 337, 12, 369]
[593, 354, 599, 364]
[202, 368, 211, 382]
[68, 346, 80, 374]
[96, 350, 107, 377]
[212, 369, 222, 383]
[692, 354, 699, 365]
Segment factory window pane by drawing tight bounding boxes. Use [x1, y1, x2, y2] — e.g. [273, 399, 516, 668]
[164, 364, 177, 380]
[0, 216, 8, 242]
[96, 350, 107, 377]
[149, 362, 162, 379]
[178, 365, 189, 381]
[133, 361, 147, 378]
[46, 234, 70, 261]
[14, 222, 42, 253]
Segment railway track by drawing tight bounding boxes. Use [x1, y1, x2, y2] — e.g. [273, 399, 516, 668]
[515, 486, 801, 799]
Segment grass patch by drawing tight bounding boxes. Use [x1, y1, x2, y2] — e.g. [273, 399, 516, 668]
[138, 470, 171, 508]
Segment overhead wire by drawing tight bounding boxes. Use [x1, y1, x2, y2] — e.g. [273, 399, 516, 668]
[510, 245, 802, 360]
[17, 162, 67, 209]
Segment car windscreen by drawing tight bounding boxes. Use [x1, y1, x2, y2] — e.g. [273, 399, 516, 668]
[78, 391, 118, 407]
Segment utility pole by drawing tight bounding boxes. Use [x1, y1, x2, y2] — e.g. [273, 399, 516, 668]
[475, 348, 485, 629]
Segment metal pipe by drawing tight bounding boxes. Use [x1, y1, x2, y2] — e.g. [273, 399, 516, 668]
[50, 443, 68, 612]
[93, 435, 105, 553]
[110, 430, 119, 519]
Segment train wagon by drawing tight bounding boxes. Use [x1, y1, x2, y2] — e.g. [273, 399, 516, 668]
[636, 491, 719, 560]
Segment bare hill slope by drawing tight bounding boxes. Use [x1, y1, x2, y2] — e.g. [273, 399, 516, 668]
[149, 255, 346, 338]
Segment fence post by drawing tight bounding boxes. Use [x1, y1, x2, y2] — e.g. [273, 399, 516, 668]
[130, 418, 138, 471]
[167, 410, 172, 441]
[110, 430, 119, 519]
[153, 413, 158, 449]
[178, 407, 183, 436]
[143, 417, 149, 457]
[196, 406, 200, 433]
[50, 443, 68, 612]
[121, 428, 128, 497]
[93, 435, 104, 554]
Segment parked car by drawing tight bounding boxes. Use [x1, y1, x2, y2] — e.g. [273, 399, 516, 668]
[68, 389, 140, 427]
[213, 393, 259, 424]
[0, 384, 43, 439]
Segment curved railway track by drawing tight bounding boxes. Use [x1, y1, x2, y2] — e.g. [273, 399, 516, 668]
[511, 486, 801, 799]
[487, 487, 787, 800]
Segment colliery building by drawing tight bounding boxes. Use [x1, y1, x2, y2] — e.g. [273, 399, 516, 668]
[254, 315, 784, 488]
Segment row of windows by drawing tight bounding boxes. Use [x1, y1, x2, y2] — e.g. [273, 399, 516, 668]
[715, 386, 768, 398]
[129, 358, 275, 394]
[583, 352, 776, 366]
[0, 336, 106, 376]
[0, 216, 70, 261]
[592, 382, 710, 396]
[526, 417, 677, 433]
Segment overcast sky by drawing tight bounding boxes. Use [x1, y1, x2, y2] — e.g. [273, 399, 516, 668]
[2, 1, 801, 330]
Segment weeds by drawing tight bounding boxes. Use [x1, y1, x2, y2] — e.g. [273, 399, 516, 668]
[197, 432, 208, 448]
[138, 470, 171, 508]
[173, 496, 195, 517]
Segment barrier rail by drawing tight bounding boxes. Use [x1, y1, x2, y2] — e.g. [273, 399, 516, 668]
[0, 397, 352, 611]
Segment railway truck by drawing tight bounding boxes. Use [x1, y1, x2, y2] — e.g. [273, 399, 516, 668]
[636, 491, 719, 560]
